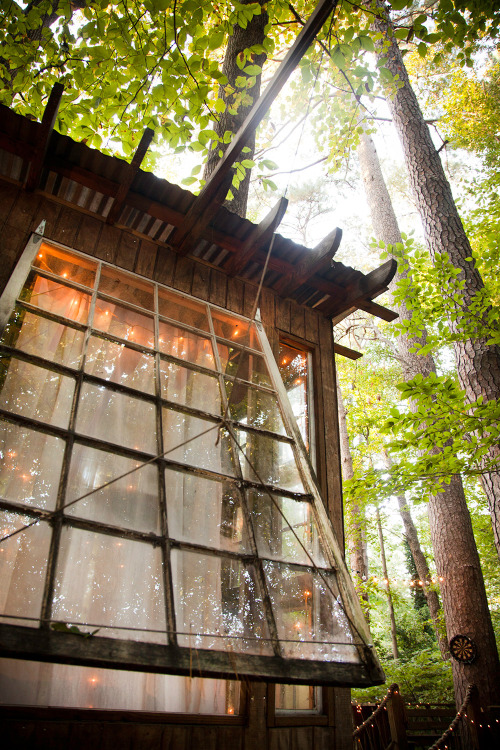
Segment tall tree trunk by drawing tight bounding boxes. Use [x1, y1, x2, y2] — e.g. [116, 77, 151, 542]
[376, 507, 399, 659]
[337, 383, 370, 613]
[382, 451, 449, 658]
[358, 130, 500, 707]
[369, 0, 500, 563]
[203, 0, 268, 218]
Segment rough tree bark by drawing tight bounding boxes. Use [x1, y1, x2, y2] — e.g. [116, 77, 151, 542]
[358, 131, 500, 707]
[203, 0, 268, 218]
[375, 506, 399, 659]
[369, 0, 500, 564]
[337, 383, 370, 613]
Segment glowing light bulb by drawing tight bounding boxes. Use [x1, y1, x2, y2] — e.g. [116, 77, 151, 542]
[227, 706, 234, 715]
[38, 254, 43, 259]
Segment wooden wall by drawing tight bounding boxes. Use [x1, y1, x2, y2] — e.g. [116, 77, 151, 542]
[0, 177, 351, 749]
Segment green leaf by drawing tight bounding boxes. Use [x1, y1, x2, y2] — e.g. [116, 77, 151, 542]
[214, 98, 226, 114]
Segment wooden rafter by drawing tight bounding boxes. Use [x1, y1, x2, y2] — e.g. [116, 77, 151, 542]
[169, 0, 337, 254]
[106, 128, 154, 225]
[273, 227, 342, 296]
[334, 342, 363, 360]
[225, 197, 288, 277]
[357, 299, 398, 322]
[25, 83, 64, 192]
[317, 259, 397, 318]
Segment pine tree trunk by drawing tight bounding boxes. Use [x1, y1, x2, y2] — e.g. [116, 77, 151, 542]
[337, 383, 370, 612]
[203, 0, 268, 218]
[358, 130, 500, 707]
[369, 0, 500, 562]
[376, 507, 399, 659]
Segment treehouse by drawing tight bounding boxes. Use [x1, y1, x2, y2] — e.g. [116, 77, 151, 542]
[0, 6, 398, 742]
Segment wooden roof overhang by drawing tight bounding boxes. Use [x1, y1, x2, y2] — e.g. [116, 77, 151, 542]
[0, 100, 397, 334]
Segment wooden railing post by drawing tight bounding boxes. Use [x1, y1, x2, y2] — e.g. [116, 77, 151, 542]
[466, 684, 483, 750]
[386, 686, 408, 750]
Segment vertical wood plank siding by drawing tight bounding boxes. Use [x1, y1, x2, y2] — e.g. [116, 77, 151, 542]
[0, 179, 350, 749]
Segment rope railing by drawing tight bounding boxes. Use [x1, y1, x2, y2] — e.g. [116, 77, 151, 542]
[352, 682, 399, 743]
[428, 684, 475, 750]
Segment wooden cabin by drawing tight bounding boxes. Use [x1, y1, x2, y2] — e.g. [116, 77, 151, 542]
[0, 90, 397, 749]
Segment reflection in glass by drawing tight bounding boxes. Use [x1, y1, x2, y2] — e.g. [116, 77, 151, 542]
[225, 380, 285, 435]
[278, 343, 310, 450]
[217, 343, 272, 387]
[33, 244, 97, 288]
[276, 683, 321, 713]
[159, 321, 215, 370]
[65, 444, 160, 533]
[1, 306, 84, 369]
[158, 289, 209, 332]
[234, 428, 304, 493]
[263, 561, 357, 662]
[172, 549, 272, 655]
[52, 528, 166, 643]
[0, 421, 64, 511]
[160, 360, 221, 414]
[162, 409, 235, 476]
[211, 311, 261, 350]
[0, 659, 240, 714]
[0, 356, 75, 429]
[247, 490, 326, 567]
[0, 511, 51, 626]
[99, 267, 155, 311]
[94, 298, 154, 348]
[20, 272, 91, 324]
[165, 470, 249, 553]
[76, 383, 156, 454]
[85, 336, 155, 394]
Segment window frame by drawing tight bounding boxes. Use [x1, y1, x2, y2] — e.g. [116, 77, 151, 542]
[0, 232, 382, 689]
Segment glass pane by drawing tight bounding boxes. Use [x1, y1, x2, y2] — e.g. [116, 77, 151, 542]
[247, 490, 327, 567]
[85, 335, 155, 394]
[162, 408, 235, 476]
[159, 321, 215, 370]
[158, 288, 210, 332]
[263, 562, 358, 662]
[0, 659, 240, 714]
[211, 311, 261, 350]
[1, 306, 84, 369]
[99, 267, 155, 311]
[65, 444, 160, 533]
[276, 684, 321, 712]
[217, 343, 272, 387]
[0, 420, 64, 511]
[165, 469, 250, 553]
[76, 382, 156, 454]
[20, 272, 91, 324]
[160, 359, 221, 414]
[279, 343, 310, 449]
[172, 549, 272, 655]
[225, 380, 286, 435]
[93, 297, 155, 348]
[33, 244, 97, 288]
[0, 511, 51, 626]
[52, 528, 166, 643]
[0, 355, 75, 429]
[234, 428, 305, 493]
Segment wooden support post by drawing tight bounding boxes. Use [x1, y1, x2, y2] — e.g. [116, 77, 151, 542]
[273, 227, 342, 296]
[386, 686, 409, 750]
[25, 83, 64, 191]
[225, 197, 288, 277]
[466, 684, 484, 750]
[106, 127, 154, 225]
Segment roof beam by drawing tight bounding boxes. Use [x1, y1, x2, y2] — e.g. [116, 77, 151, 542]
[317, 259, 398, 318]
[334, 343, 363, 360]
[225, 197, 288, 276]
[169, 0, 336, 252]
[357, 299, 399, 322]
[25, 83, 64, 191]
[273, 227, 342, 296]
[169, 171, 234, 255]
[106, 128, 154, 225]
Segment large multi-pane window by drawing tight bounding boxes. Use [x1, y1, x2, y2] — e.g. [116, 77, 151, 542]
[0, 239, 376, 709]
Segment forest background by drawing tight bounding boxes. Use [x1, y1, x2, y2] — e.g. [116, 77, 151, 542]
[2, 0, 500, 707]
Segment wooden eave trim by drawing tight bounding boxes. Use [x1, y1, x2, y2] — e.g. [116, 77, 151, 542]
[273, 227, 342, 296]
[356, 298, 398, 322]
[318, 259, 398, 317]
[225, 196, 288, 277]
[333, 343, 363, 360]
